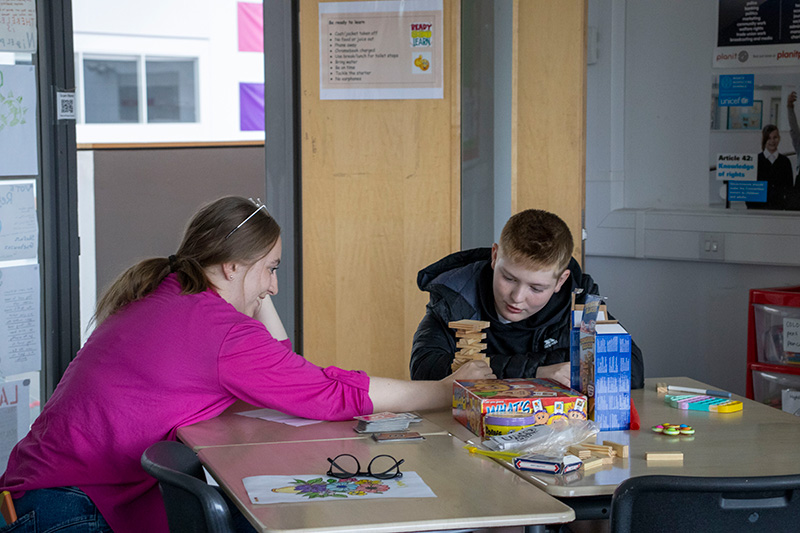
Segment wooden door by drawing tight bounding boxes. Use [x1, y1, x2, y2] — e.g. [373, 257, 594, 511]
[298, 0, 586, 378]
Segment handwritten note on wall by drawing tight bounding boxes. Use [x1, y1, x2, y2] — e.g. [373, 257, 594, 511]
[0, 264, 41, 377]
[0, 65, 38, 177]
[0, 0, 36, 53]
[0, 180, 37, 262]
[0, 379, 30, 472]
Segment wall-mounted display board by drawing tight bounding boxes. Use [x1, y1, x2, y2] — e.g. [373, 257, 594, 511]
[715, 0, 800, 68]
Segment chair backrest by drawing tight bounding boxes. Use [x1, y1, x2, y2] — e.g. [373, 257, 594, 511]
[610, 474, 800, 533]
[141, 441, 236, 533]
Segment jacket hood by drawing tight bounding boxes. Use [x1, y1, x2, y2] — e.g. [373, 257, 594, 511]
[417, 248, 586, 329]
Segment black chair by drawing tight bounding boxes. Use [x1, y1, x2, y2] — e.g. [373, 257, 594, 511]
[610, 474, 800, 533]
[141, 441, 236, 533]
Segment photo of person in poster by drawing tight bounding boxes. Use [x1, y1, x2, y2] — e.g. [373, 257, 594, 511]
[746, 123, 794, 210]
[785, 91, 800, 210]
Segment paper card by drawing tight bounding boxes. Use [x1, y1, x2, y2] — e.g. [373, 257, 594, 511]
[235, 408, 322, 427]
[0, 65, 38, 176]
[0, 180, 38, 261]
[783, 318, 800, 353]
[243, 471, 436, 504]
[0, 379, 30, 471]
[0, 264, 41, 377]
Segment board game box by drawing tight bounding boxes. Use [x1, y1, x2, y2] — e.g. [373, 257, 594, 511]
[452, 378, 588, 438]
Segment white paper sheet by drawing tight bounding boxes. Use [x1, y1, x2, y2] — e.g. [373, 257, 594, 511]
[236, 408, 323, 427]
[0, 180, 38, 261]
[0, 379, 30, 471]
[0, 264, 41, 376]
[243, 471, 436, 504]
[0, 0, 36, 53]
[0, 64, 38, 176]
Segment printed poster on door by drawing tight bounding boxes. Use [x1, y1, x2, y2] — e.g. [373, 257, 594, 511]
[319, 0, 443, 100]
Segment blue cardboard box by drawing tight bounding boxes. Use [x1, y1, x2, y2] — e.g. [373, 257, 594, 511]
[570, 309, 632, 431]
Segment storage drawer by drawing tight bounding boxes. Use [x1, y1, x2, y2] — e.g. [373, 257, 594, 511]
[751, 370, 800, 413]
[752, 304, 800, 366]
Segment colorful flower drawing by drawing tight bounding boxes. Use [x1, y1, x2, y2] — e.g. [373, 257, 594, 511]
[272, 477, 391, 499]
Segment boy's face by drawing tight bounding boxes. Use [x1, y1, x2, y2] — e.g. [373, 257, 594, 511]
[490, 244, 570, 323]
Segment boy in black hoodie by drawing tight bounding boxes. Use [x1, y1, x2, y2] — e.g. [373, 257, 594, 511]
[410, 209, 644, 389]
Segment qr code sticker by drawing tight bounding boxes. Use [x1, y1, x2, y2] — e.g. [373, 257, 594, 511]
[57, 92, 76, 120]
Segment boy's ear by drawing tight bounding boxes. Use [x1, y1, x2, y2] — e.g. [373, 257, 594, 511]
[490, 243, 499, 269]
[554, 269, 571, 292]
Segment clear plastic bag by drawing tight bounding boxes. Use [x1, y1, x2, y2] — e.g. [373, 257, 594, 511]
[482, 418, 599, 455]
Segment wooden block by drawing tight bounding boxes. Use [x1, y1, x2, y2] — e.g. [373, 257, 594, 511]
[582, 444, 614, 456]
[456, 341, 487, 350]
[602, 440, 629, 458]
[567, 445, 592, 459]
[646, 452, 683, 462]
[581, 457, 604, 470]
[656, 382, 668, 394]
[456, 332, 487, 340]
[449, 319, 490, 331]
[602, 456, 614, 465]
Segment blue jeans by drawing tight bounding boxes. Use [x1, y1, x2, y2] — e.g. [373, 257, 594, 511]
[1, 487, 111, 532]
[3, 486, 255, 533]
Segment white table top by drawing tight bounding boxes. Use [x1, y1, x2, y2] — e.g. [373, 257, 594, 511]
[177, 401, 449, 450]
[199, 434, 575, 533]
[423, 377, 800, 498]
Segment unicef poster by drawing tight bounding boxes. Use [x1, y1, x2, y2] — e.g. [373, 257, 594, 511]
[710, 3, 800, 210]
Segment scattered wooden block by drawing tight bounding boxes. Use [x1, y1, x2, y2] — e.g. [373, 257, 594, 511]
[602, 440, 629, 458]
[645, 452, 683, 462]
[581, 457, 605, 470]
[602, 456, 614, 465]
[656, 382, 668, 394]
[567, 446, 592, 459]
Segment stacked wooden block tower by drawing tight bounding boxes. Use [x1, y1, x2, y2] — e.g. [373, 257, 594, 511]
[449, 319, 491, 372]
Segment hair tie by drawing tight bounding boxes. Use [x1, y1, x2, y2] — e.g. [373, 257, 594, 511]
[168, 255, 178, 273]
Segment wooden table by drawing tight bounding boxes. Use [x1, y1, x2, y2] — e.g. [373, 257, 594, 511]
[423, 376, 800, 518]
[177, 401, 449, 450]
[198, 434, 575, 533]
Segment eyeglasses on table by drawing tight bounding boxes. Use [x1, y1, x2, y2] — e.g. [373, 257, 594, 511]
[326, 453, 405, 480]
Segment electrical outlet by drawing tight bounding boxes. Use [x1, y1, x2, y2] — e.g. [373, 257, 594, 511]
[699, 233, 725, 260]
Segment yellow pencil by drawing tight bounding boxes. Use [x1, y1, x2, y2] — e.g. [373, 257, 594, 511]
[463, 445, 521, 459]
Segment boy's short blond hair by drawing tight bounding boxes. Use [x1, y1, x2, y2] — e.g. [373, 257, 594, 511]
[497, 209, 573, 276]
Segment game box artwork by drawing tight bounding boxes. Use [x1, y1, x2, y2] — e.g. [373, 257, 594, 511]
[453, 378, 588, 438]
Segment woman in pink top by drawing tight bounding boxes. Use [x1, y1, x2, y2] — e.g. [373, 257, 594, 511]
[0, 196, 494, 533]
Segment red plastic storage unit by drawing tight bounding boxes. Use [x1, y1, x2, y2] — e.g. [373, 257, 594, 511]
[746, 286, 800, 414]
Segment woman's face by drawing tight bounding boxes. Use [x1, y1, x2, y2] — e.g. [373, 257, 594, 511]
[765, 130, 781, 153]
[237, 237, 282, 316]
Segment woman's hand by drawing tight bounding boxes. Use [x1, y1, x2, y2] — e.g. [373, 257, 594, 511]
[368, 361, 495, 414]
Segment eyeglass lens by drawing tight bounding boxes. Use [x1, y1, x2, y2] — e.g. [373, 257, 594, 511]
[326, 454, 404, 480]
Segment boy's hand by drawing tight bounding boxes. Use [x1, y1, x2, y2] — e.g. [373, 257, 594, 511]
[447, 360, 496, 382]
[536, 362, 572, 388]
[789, 91, 797, 109]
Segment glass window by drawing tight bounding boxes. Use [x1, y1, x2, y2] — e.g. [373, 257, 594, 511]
[83, 58, 139, 123]
[145, 59, 197, 123]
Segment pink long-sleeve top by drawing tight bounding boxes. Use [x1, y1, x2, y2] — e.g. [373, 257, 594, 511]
[0, 274, 373, 532]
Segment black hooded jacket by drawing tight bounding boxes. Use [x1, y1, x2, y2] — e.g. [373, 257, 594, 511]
[409, 248, 644, 389]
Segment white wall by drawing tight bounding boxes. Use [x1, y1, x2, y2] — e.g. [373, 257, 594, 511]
[586, 1, 800, 395]
[72, 0, 264, 143]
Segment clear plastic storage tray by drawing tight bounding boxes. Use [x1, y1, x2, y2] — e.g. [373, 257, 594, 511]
[752, 304, 800, 366]
[751, 370, 800, 412]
